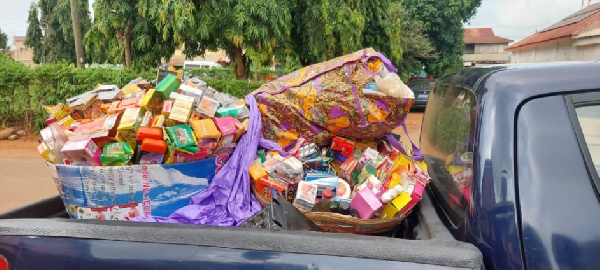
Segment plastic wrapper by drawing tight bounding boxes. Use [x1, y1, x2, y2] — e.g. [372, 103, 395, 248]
[101, 142, 134, 166]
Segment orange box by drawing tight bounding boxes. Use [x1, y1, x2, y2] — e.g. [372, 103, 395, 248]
[140, 138, 168, 154]
[137, 127, 163, 142]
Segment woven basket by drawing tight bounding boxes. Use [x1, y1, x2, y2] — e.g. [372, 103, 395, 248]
[252, 183, 412, 234]
[301, 210, 409, 234]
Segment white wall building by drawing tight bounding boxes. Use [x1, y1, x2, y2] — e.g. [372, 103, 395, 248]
[507, 3, 600, 63]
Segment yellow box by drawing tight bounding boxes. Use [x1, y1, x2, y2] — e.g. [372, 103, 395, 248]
[249, 163, 268, 182]
[190, 119, 221, 143]
[57, 115, 74, 129]
[117, 107, 142, 147]
[37, 142, 57, 164]
[49, 103, 71, 121]
[139, 89, 163, 114]
[380, 192, 412, 219]
[151, 115, 165, 128]
[122, 83, 141, 95]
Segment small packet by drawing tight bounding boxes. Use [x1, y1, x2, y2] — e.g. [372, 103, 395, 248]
[101, 142, 134, 166]
[293, 181, 318, 211]
[195, 96, 220, 119]
[165, 125, 198, 153]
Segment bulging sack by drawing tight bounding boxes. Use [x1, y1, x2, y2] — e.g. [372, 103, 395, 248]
[254, 48, 414, 149]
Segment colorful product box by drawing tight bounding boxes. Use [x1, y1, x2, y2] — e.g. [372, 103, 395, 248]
[140, 111, 153, 127]
[48, 103, 71, 121]
[139, 89, 163, 115]
[350, 187, 382, 220]
[61, 138, 102, 166]
[380, 192, 412, 219]
[151, 115, 165, 128]
[293, 181, 318, 211]
[156, 74, 181, 100]
[305, 177, 338, 197]
[70, 114, 120, 142]
[121, 83, 141, 95]
[399, 182, 425, 216]
[116, 107, 143, 149]
[115, 93, 143, 113]
[162, 100, 173, 118]
[178, 84, 204, 106]
[96, 85, 123, 103]
[168, 94, 195, 124]
[214, 116, 238, 145]
[233, 118, 246, 142]
[57, 115, 75, 129]
[340, 156, 359, 185]
[190, 119, 221, 150]
[195, 96, 220, 119]
[38, 142, 57, 163]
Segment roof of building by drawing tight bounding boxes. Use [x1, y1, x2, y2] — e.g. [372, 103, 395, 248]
[13, 36, 26, 42]
[506, 3, 600, 51]
[463, 28, 513, 44]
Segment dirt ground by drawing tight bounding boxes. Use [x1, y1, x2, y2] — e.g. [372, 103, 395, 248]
[0, 112, 424, 214]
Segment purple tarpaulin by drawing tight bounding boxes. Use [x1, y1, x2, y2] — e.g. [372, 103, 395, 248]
[133, 94, 285, 226]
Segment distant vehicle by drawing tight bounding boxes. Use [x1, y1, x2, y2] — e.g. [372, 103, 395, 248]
[183, 61, 222, 69]
[407, 77, 435, 109]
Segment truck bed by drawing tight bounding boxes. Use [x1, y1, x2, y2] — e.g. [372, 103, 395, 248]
[0, 192, 483, 269]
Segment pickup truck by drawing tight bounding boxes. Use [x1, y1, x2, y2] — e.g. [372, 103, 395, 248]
[1, 62, 599, 269]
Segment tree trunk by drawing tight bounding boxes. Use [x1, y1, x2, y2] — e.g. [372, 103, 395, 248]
[232, 46, 248, 80]
[123, 20, 133, 69]
[299, 57, 310, 67]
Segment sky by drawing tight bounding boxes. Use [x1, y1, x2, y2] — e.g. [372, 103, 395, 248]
[0, 0, 595, 48]
[465, 0, 591, 42]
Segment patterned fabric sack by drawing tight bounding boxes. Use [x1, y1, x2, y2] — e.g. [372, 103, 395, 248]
[253, 48, 414, 149]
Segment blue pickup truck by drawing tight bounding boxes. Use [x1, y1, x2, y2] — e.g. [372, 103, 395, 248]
[1, 62, 599, 269]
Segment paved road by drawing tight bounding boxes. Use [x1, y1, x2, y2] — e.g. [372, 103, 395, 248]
[0, 111, 425, 213]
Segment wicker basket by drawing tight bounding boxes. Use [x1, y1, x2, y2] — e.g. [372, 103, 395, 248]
[301, 210, 410, 234]
[252, 183, 411, 234]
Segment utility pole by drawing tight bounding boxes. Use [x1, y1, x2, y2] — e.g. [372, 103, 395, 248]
[69, 0, 85, 68]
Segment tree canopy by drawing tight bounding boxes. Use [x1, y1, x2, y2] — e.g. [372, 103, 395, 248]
[85, 0, 179, 70]
[25, 3, 44, 63]
[25, 0, 91, 64]
[0, 28, 7, 51]
[137, 0, 292, 79]
[396, 0, 482, 77]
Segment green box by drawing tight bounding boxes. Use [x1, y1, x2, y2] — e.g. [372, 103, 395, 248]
[156, 74, 181, 100]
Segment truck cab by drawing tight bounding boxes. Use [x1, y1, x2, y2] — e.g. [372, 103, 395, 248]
[421, 62, 600, 270]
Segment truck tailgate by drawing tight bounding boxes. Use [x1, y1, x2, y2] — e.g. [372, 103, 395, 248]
[0, 194, 483, 269]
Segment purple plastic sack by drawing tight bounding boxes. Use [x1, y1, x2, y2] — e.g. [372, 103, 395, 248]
[134, 94, 285, 226]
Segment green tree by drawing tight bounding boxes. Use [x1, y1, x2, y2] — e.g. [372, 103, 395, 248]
[30, 0, 91, 64]
[25, 3, 44, 63]
[385, 3, 435, 79]
[396, 0, 482, 77]
[0, 28, 7, 51]
[139, 0, 292, 79]
[86, 0, 180, 69]
[289, 0, 365, 66]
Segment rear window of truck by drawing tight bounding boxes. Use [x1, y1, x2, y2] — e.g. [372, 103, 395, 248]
[420, 84, 477, 226]
[567, 91, 600, 193]
[574, 105, 600, 174]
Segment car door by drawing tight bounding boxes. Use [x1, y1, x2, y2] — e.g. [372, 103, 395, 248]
[515, 92, 600, 270]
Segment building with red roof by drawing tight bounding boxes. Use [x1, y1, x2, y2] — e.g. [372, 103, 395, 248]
[506, 3, 600, 63]
[463, 28, 513, 66]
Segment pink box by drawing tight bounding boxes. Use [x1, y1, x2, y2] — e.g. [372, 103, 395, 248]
[61, 138, 102, 166]
[399, 181, 425, 216]
[214, 116, 237, 145]
[350, 187, 383, 220]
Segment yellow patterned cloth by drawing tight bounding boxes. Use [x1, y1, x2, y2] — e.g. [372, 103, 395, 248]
[253, 48, 414, 149]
